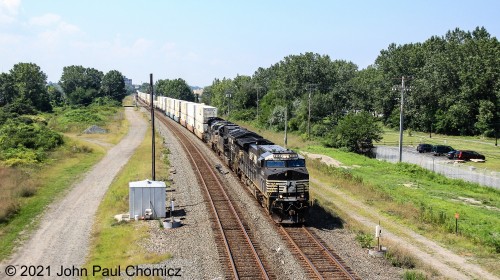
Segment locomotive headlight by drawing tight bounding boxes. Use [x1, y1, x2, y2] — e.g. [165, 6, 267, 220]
[279, 194, 283, 199]
[300, 194, 305, 198]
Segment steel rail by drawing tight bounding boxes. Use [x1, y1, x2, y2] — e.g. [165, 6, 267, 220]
[150, 106, 269, 280]
[302, 227, 357, 280]
[279, 226, 324, 279]
[280, 225, 359, 280]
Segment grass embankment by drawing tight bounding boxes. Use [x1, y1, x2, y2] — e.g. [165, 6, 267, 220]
[0, 137, 106, 260]
[233, 120, 500, 275]
[0, 104, 127, 260]
[85, 110, 171, 278]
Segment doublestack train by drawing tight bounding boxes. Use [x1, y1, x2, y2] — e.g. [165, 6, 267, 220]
[137, 91, 310, 224]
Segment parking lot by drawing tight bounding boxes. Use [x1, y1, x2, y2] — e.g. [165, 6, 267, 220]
[374, 146, 500, 189]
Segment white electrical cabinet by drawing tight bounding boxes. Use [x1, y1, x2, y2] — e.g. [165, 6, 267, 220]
[129, 180, 166, 218]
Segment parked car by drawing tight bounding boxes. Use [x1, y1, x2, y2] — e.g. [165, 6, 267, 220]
[417, 143, 433, 153]
[455, 150, 486, 161]
[432, 145, 454, 156]
[447, 150, 459, 159]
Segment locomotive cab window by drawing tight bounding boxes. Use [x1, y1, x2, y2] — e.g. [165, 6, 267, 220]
[266, 160, 286, 167]
[265, 159, 305, 168]
[287, 159, 305, 167]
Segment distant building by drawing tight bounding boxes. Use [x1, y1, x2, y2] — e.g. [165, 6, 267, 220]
[193, 88, 203, 96]
[124, 77, 133, 87]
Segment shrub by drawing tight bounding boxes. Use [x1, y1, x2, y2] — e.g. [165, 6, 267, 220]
[0, 119, 64, 164]
[355, 232, 374, 248]
[18, 185, 37, 197]
[0, 201, 20, 223]
[0, 120, 63, 151]
[385, 246, 417, 268]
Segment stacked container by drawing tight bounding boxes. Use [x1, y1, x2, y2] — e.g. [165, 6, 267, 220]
[186, 102, 197, 132]
[173, 99, 181, 122]
[194, 105, 218, 140]
[180, 101, 189, 127]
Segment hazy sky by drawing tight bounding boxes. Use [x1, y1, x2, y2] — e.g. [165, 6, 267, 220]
[1, 0, 499, 87]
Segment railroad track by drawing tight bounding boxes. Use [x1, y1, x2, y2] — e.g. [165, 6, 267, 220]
[280, 226, 359, 280]
[141, 101, 358, 279]
[150, 106, 271, 280]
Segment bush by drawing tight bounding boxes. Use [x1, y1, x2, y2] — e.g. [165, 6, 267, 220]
[230, 108, 256, 121]
[0, 201, 20, 223]
[0, 119, 64, 164]
[355, 232, 374, 248]
[325, 112, 382, 154]
[385, 246, 417, 269]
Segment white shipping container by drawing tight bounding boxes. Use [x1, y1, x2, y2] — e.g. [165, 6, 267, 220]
[166, 98, 172, 117]
[173, 99, 182, 121]
[196, 105, 218, 124]
[129, 180, 166, 218]
[159, 96, 166, 112]
[194, 120, 206, 140]
[187, 102, 197, 132]
[180, 101, 190, 127]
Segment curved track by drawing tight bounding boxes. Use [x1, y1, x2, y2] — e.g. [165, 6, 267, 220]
[142, 100, 359, 279]
[280, 226, 359, 280]
[149, 105, 271, 280]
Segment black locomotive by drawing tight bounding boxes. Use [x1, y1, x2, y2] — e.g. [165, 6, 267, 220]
[206, 118, 309, 224]
[138, 92, 310, 224]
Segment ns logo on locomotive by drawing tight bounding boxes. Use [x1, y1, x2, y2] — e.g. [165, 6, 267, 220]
[138, 92, 310, 224]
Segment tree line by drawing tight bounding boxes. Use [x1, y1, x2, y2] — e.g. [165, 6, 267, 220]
[0, 63, 130, 115]
[0, 62, 130, 165]
[138, 78, 196, 101]
[201, 27, 499, 141]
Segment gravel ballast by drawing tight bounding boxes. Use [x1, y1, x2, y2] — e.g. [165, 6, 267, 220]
[148, 111, 403, 279]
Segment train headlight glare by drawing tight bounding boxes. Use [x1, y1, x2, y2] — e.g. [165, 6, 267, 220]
[279, 194, 283, 199]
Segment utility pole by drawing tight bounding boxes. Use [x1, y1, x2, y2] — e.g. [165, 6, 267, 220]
[306, 83, 318, 139]
[254, 86, 262, 121]
[150, 73, 155, 181]
[225, 90, 232, 117]
[392, 76, 412, 162]
[284, 107, 288, 148]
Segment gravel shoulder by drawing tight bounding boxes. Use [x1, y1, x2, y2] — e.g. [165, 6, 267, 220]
[1, 108, 147, 279]
[310, 176, 499, 280]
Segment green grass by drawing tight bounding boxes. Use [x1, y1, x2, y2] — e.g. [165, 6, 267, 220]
[0, 106, 126, 260]
[305, 145, 500, 254]
[48, 104, 120, 133]
[0, 138, 105, 260]
[85, 118, 171, 276]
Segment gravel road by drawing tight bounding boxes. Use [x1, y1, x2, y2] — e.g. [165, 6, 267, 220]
[1, 108, 147, 279]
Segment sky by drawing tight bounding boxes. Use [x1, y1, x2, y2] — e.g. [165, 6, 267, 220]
[1, 0, 499, 87]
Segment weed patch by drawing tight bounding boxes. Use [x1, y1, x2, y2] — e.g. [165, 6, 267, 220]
[385, 245, 417, 269]
[355, 232, 374, 248]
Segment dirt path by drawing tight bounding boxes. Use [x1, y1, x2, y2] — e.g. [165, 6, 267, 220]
[311, 176, 499, 280]
[1, 108, 147, 279]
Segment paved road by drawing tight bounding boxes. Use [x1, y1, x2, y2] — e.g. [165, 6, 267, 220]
[1, 108, 147, 279]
